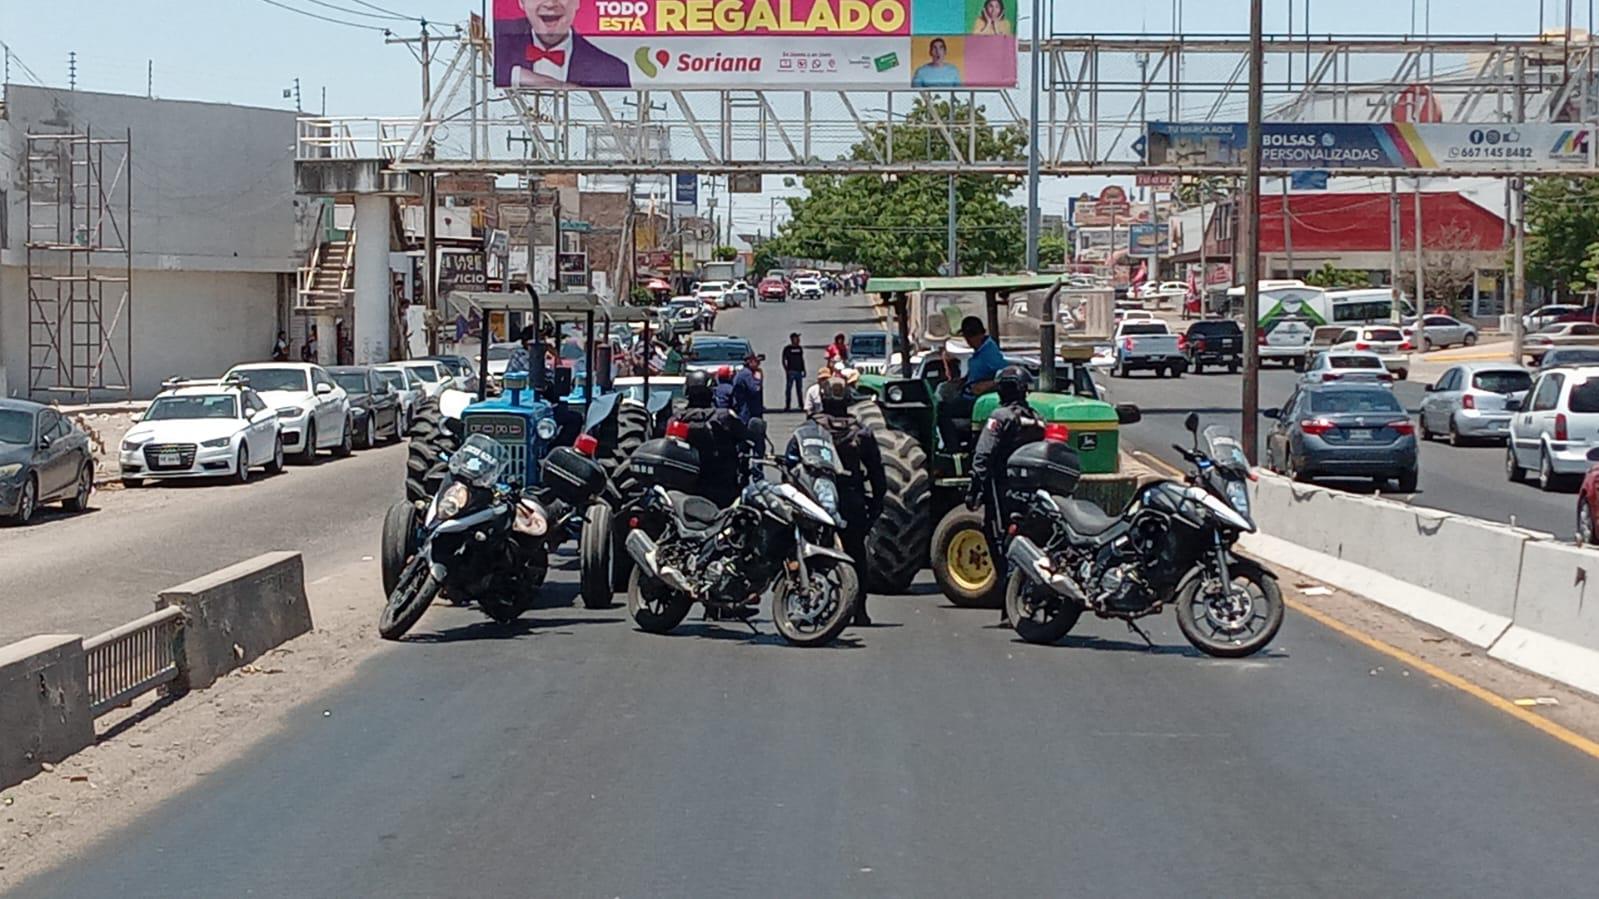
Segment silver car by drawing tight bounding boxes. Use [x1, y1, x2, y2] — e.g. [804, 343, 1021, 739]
[1404, 314, 1479, 351]
[1299, 350, 1396, 386]
[1419, 363, 1533, 446]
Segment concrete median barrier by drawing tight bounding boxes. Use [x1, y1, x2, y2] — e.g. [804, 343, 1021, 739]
[158, 551, 312, 691]
[1493, 541, 1599, 698]
[1, 635, 95, 790]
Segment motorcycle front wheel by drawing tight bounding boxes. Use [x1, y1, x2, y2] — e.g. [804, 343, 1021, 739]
[1004, 570, 1083, 645]
[627, 567, 692, 634]
[379, 555, 442, 640]
[1174, 558, 1285, 658]
[771, 558, 857, 647]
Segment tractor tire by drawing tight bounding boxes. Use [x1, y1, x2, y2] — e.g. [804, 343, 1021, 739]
[930, 505, 1005, 608]
[851, 401, 932, 594]
[595, 403, 652, 483]
[404, 413, 460, 503]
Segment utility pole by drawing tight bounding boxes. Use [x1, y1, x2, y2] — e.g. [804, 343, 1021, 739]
[1513, 178, 1527, 362]
[385, 23, 442, 352]
[292, 77, 302, 112]
[146, 60, 152, 98]
[68, 51, 76, 90]
[1241, 0, 1265, 463]
[1281, 177, 1295, 278]
[1414, 178, 1426, 332]
[947, 174, 959, 276]
[1390, 177, 1403, 324]
[1024, 0, 1043, 271]
[1149, 187, 1161, 286]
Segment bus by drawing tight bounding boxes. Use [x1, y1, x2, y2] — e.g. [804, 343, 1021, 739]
[1241, 282, 1414, 328]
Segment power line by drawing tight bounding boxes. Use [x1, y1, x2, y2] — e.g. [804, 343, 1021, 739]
[253, 0, 391, 31]
[301, 0, 413, 21]
[346, 0, 421, 19]
[1, 41, 46, 85]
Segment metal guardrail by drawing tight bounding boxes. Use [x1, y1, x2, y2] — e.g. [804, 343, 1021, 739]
[82, 606, 183, 718]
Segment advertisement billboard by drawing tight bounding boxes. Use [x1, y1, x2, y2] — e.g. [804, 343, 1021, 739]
[1145, 122, 1596, 171]
[491, 0, 1019, 90]
[674, 173, 697, 205]
[1126, 223, 1170, 258]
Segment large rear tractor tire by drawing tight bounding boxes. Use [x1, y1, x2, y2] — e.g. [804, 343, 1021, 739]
[851, 401, 932, 594]
[404, 401, 460, 503]
[930, 505, 1005, 608]
[593, 403, 651, 484]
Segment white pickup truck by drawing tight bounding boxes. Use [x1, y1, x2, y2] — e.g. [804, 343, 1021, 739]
[1112, 320, 1186, 378]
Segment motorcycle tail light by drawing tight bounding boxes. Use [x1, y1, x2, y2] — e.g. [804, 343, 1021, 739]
[1043, 423, 1070, 443]
[1006, 524, 1018, 536]
[574, 433, 599, 457]
[628, 516, 640, 528]
[666, 419, 690, 440]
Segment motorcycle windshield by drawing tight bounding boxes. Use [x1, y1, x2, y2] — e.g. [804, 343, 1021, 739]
[449, 434, 510, 488]
[791, 421, 843, 474]
[1201, 425, 1250, 476]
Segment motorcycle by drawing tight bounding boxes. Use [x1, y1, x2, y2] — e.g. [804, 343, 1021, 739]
[784, 418, 847, 527]
[624, 418, 860, 646]
[1002, 413, 1284, 657]
[379, 434, 564, 640]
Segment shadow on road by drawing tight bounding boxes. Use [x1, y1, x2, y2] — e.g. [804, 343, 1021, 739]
[648, 620, 866, 649]
[408, 614, 626, 643]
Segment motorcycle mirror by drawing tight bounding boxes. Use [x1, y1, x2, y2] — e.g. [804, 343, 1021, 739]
[1184, 412, 1200, 434]
[1116, 403, 1142, 425]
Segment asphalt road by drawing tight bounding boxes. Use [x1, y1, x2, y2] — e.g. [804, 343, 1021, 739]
[12, 294, 1599, 897]
[1107, 362, 1581, 539]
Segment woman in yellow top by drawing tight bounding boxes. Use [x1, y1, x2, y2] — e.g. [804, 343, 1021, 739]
[972, 0, 1012, 35]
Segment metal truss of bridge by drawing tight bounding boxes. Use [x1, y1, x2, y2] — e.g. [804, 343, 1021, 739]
[297, 30, 1599, 178]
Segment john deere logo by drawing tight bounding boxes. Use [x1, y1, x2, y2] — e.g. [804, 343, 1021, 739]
[635, 47, 671, 78]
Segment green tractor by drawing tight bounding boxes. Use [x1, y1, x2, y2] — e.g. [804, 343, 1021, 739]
[853, 275, 1142, 606]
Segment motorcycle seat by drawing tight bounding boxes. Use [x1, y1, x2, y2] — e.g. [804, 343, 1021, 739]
[1061, 498, 1119, 536]
[668, 491, 726, 531]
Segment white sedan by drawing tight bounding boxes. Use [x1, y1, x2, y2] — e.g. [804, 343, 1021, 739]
[225, 363, 352, 463]
[119, 381, 284, 486]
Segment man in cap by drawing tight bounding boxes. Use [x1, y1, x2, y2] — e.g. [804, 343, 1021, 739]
[712, 365, 736, 410]
[731, 351, 766, 423]
[781, 332, 808, 412]
[966, 365, 1044, 624]
[939, 315, 1008, 450]
[803, 364, 831, 414]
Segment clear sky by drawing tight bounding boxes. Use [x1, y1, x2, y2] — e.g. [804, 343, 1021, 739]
[0, 0, 1581, 236]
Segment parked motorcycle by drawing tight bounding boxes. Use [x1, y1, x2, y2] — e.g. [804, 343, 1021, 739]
[1003, 413, 1284, 656]
[379, 434, 566, 639]
[623, 418, 860, 646]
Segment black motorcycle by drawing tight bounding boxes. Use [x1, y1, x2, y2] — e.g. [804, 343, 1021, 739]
[623, 419, 859, 646]
[1002, 413, 1284, 657]
[379, 435, 566, 639]
[784, 418, 847, 527]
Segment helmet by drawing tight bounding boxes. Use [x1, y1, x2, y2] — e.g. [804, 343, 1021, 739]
[996, 365, 1029, 405]
[716, 365, 734, 383]
[684, 369, 713, 406]
[821, 376, 850, 416]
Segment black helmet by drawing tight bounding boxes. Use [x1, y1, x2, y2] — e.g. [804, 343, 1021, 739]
[821, 376, 850, 416]
[684, 369, 713, 406]
[996, 365, 1029, 405]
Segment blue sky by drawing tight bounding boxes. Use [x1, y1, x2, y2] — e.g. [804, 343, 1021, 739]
[0, 0, 1579, 234]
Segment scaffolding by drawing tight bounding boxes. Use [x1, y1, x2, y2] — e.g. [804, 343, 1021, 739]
[25, 127, 133, 401]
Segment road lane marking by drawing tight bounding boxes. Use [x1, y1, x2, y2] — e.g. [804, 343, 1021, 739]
[1128, 449, 1599, 763]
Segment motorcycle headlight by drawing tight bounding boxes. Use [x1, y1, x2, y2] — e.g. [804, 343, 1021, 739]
[436, 483, 470, 522]
[536, 417, 559, 441]
[812, 478, 839, 513]
[0, 463, 22, 480]
[1224, 479, 1250, 517]
[201, 436, 231, 449]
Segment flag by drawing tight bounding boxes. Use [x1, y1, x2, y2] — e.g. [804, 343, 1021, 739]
[1130, 261, 1148, 287]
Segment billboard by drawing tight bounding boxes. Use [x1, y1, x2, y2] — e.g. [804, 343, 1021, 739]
[491, 0, 1018, 90]
[1145, 122, 1596, 171]
[1126, 223, 1170, 258]
[674, 173, 697, 205]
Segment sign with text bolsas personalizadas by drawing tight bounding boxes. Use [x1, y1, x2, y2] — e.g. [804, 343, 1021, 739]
[492, 0, 1017, 90]
[1144, 121, 1596, 171]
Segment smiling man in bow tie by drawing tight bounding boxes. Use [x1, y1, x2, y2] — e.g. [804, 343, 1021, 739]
[496, 0, 631, 89]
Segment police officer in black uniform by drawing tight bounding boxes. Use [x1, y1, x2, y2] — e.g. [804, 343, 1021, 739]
[965, 366, 1044, 624]
[786, 377, 887, 626]
[671, 369, 750, 509]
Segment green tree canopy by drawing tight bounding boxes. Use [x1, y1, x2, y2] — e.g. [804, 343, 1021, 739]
[763, 97, 1027, 275]
[1525, 177, 1599, 295]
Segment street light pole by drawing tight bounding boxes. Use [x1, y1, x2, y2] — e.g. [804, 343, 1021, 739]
[1024, 0, 1043, 271]
[1241, 0, 1265, 464]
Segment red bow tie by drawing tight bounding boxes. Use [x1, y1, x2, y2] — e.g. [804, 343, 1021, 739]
[526, 45, 567, 66]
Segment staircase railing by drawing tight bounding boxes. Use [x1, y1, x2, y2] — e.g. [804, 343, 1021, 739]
[297, 202, 330, 307]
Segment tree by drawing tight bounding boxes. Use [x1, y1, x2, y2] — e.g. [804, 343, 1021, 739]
[1400, 220, 1484, 315]
[751, 246, 781, 279]
[1038, 233, 1068, 269]
[1524, 176, 1599, 296]
[763, 97, 1027, 275]
[713, 245, 737, 261]
[1304, 263, 1370, 289]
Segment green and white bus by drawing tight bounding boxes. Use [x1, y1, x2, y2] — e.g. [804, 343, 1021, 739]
[1241, 282, 1415, 329]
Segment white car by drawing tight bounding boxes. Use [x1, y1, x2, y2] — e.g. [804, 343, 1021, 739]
[1330, 325, 1410, 379]
[224, 362, 352, 463]
[791, 277, 823, 300]
[396, 360, 451, 399]
[119, 379, 284, 486]
[1522, 304, 1586, 332]
[374, 366, 426, 430]
[696, 281, 731, 309]
[728, 280, 753, 307]
[1298, 350, 1396, 386]
[1507, 364, 1599, 488]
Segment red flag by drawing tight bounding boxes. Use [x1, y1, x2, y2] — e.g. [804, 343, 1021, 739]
[1130, 261, 1148, 287]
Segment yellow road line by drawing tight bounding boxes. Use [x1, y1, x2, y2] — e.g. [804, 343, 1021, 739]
[1426, 349, 1515, 362]
[1126, 448, 1599, 763]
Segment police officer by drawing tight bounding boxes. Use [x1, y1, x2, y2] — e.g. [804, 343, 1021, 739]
[787, 377, 886, 626]
[672, 369, 750, 509]
[965, 366, 1043, 624]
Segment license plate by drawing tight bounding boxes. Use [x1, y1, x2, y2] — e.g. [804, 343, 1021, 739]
[158, 452, 181, 466]
[1147, 355, 1166, 362]
[1346, 429, 1374, 441]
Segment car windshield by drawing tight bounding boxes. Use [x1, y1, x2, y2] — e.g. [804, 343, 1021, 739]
[1472, 370, 1533, 393]
[1120, 324, 1169, 335]
[146, 395, 238, 420]
[488, 345, 517, 361]
[0, 410, 32, 445]
[408, 365, 440, 383]
[851, 334, 888, 357]
[1310, 389, 1404, 414]
[376, 371, 406, 390]
[692, 341, 752, 363]
[332, 372, 370, 394]
[234, 368, 307, 392]
[1365, 328, 1405, 341]
[1536, 324, 1567, 336]
[1543, 349, 1599, 367]
[1329, 355, 1383, 370]
[1570, 379, 1599, 413]
[1191, 322, 1241, 336]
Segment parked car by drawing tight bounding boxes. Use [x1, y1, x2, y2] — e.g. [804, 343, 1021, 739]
[728, 280, 753, 307]
[223, 362, 352, 464]
[1506, 364, 1599, 491]
[423, 354, 479, 394]
[119, 378, 284, 488]
[1114, 308, 1158, 323]
[1309, 324, 1348, 354]
[791, 277, 824, 300]
[696, 280, 731, 309]
[1574, 447, 1599, 542]
[1538, 347, 1599, 369]
[1181, 319, 1244, 374]
[0, 398, 95, 524]
[395, 360, 452, 399]
[1299, 350, 1396, 386]
[758, 277, 788, 302]
[1258, 317, 1314, 371]
[1330, 325, 1410, 379]
[683, 335, 756, 373]
[1418, 363, 1532, 446]
[1523, 303, 1586, 331]
[375, 365, 428, 427]
[1263, 383, 1418, 491]
[1552, 305, 1599, 325]
[329, 366, 404, 448]
[662, 296, 708, 336]
[1523, 322, 1599, 364]
[1402, 314, 1478, 351]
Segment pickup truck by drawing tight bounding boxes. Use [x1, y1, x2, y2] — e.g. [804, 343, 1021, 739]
[1112, 320, 1186, 379]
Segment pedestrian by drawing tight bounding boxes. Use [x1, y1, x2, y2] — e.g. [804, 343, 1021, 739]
[825, 332, 850, 369]
[272, 330, 290, 362]
[781, 332, 807, 412]
[713, 365, 736, 410]
[301, 325, 319, 363]
[966, 366, 1044, 624]
[731, 351, 766, 422]
[803, 365, 830, 414]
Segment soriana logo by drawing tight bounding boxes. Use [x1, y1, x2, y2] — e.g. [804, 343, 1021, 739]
[635, 46, 762, 77]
